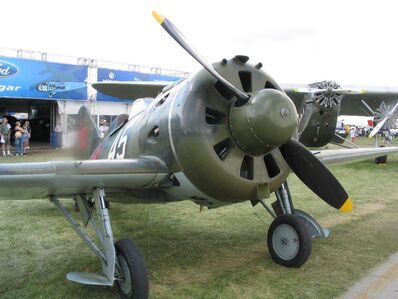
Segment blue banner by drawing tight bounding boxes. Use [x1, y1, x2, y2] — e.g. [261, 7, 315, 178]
[97, 68, 181, 101]
[0, 57, 88, 100]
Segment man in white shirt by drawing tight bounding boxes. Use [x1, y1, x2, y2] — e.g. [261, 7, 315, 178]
[99, 119, 109, 138]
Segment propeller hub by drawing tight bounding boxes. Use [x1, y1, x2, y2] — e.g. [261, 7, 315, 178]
[229, 89, 298, 156]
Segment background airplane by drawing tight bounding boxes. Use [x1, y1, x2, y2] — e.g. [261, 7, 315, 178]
[95, 79, 398, 149]
[1, 11, 398, 299]
[284, 82, 398, 146]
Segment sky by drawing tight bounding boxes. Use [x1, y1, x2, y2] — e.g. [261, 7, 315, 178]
[2, 0, 398, 87]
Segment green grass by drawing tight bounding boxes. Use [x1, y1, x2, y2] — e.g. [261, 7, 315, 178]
[0, 143, 398, 298]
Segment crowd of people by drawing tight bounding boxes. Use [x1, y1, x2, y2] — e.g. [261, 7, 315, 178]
[0, 117, 31, 156]
[344, 125, 395, 143]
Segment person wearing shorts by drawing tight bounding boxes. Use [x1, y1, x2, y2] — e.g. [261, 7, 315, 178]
[0, 117, 12, 156]
[14, 121, 24, 156]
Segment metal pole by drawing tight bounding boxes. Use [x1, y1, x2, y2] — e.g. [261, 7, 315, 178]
[258, 199, 277, 219]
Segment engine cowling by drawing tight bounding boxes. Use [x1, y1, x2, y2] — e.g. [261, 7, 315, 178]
[168, 56, 296, 203]
[298, 80, 342, 147]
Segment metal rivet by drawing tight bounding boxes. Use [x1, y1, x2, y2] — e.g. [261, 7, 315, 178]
[280, 108, 290, 118]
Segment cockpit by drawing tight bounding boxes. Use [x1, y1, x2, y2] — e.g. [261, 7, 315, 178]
[129, 98, 155, 120]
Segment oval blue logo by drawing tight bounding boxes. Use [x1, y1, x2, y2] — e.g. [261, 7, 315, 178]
[0, 61, 19, 78]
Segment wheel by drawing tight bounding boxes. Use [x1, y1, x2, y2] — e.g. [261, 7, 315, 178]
[267, 215, 312, 268]
[375, 155, 387, 164]
[115, 239, 149, 299]
[375, 145, 387, 164]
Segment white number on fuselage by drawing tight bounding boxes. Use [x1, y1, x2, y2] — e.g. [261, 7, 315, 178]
[108, 129, 128, 159]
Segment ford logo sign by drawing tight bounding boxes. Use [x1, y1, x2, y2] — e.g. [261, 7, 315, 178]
[0, 61, 19, 78]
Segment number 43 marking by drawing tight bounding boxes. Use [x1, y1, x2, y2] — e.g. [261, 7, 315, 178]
[108, 129, 128, 159]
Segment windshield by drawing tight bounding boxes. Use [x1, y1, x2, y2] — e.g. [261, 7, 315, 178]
[129, 98, 154, 119]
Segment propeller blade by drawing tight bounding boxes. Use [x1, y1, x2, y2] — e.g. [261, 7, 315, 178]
[369, 102, 398, 138]
[279, 139, 352, 212]
[334, 89, 366, 95]
[361, 100, 376, 116]
[369, 117, 388, 138]
[152, 10, 249, 101]
[293, 88, 327, 94]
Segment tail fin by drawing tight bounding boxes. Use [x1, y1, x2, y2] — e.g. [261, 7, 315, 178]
[74, 106, 102, 159]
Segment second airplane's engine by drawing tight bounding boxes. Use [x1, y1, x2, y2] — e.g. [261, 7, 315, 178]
[298, 81, 341, 147]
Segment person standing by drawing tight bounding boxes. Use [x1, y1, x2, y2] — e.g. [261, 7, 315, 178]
[0, 118, 13, 156]
[24, 120, 31, 150]
[383, 129, 392, 143]
[54, 121, 63, 148]
[21, 122, 31, 154]
[99, 119, 109, 138]
[14, 121, 24, 156]
[350, 126, 357, 142]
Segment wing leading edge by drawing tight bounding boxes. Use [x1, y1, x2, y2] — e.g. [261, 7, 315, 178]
[313, 147, 398, 166]
[0, 157, 169, 200]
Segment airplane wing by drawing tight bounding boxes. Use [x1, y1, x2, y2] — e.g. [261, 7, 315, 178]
[339, 86, 398, 116]
[282, 84, 398, 116]
[281, 83, 309, 110]
[313, 146, 398, 166]
[0, 157, 169, 200]
[92, 81, 170, 99]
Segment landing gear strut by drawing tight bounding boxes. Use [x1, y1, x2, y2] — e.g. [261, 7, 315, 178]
[258, 181, 329, 267]
[49, 188, 148, 299]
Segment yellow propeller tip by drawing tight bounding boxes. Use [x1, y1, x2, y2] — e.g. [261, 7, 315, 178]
[339, 197, 353, 213]
[152, 10, 165, 24]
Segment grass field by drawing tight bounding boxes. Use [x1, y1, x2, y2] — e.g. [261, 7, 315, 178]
[0, 140, 397, 298]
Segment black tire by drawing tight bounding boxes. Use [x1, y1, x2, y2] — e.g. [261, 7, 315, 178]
[267, 215, 311, 268]
[375, 155, 387, 164]
[375, 145, 387, 164]
[115, 239, 149, 299]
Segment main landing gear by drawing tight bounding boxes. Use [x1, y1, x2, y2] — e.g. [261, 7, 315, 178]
[258, 181, 329, 267]
[49, 188, 148, 299]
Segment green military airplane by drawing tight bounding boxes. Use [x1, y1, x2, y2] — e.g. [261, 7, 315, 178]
[2, 11, 398, 299]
